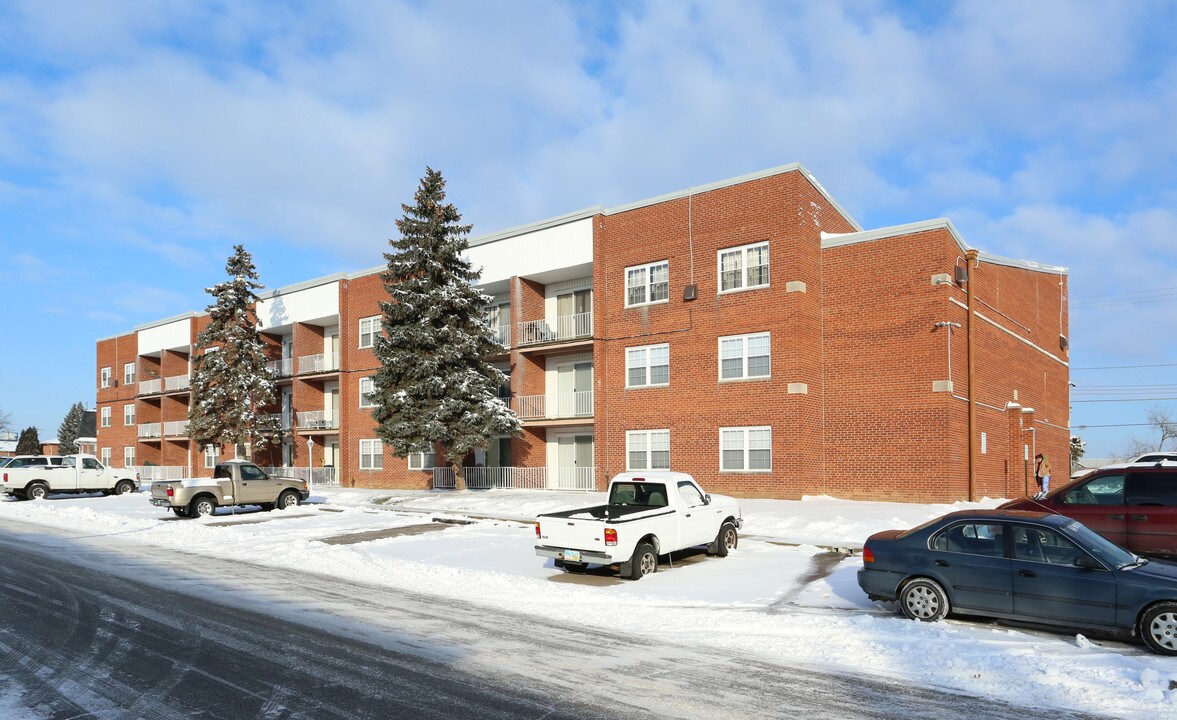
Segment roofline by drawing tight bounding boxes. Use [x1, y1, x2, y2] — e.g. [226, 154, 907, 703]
[820, 218, 1068, 276]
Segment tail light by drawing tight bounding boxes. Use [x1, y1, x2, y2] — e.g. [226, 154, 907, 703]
[862, 546, 875, 564]
[604, 528, 618, 546]
[166, 486, 175, 497]
[534, 522, 541, 538]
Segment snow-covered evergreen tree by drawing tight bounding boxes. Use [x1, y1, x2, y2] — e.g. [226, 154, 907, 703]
[188, 245, 280, 456]
[57, 401, 86, 455]
[15, 426, 41, 455]
[371, 167, 521, 491]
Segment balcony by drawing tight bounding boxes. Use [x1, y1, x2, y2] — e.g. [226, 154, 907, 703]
[512, 391, 593, 421]
[138, 422, 162, 439]
[489, 323, 511, 349]
[432, 466, 594, 491]
[164, 374, 190, 393]
[298, 352, 339, 375]
[516, 312, 592, 347]
[163, 420, 190, 437]
[268, 413, 294, 431]
[138, 378, 162, 395]
[266, 358, 294, 377]
[297, 410, 338, 430]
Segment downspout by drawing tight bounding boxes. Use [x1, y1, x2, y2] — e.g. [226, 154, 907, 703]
[965, 249, 980, 502]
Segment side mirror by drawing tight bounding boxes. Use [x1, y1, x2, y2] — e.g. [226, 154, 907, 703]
[1074, 554, 1105, 571]
[704, 493, 712, 505]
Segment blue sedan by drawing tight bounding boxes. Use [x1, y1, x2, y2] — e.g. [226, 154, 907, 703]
[858, 508, 1177, 654]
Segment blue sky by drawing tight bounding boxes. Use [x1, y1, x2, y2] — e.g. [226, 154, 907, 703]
[1, 0, 1175, 459]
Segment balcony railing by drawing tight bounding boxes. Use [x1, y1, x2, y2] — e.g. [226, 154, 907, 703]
[131, 465, 185, 481]
[138, 422, 162, 439]
[139, 378, 162, 395]
[298, 352, 339, 374]
[165, 374, 190, 392]
[512, 391, 593, 420]
[516, 311, 593, 347]
[266, 358, 294, 377]
[489, 323, 511, 349]
[297, 410, 338, 430]
[268, 413, 294, 431]
[163, 420, 190, 437]
[432, 466, 594, 491]
[272, 466, 338, 487]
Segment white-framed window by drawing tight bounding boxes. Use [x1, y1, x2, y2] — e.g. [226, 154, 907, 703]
[123, 447, 135, 468]
[719, 241, 769, 293]
[124, 362, 136, 385]
[360, 439, 383, 470]
[719, 332, 771, 381]
[100, 367, 112, 388]
[626, 344, 669, 387]
[100, 447, 111, 466]
[123, 404, 135, 426]
[359, 316, 382, 349]
[625, 260, 670, 307]
[626, 429, 670, 470]
[359, 377, 377, 408]
[204, 445, 219, 469]
[720, 426, 772, 472]
[100, 406, 111, 428]
[408, 448, 435, 471]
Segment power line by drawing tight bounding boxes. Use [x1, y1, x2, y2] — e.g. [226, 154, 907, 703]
[1072, 362, 1177, 370]
[1071, 397, 1177, 403]
[1069, 422, 1163, 429]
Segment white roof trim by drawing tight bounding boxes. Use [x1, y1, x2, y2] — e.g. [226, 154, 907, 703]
[821, 218, 1067, 276]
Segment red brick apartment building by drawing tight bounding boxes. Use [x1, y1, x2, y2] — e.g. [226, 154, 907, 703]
[95, 164, 1069, 502]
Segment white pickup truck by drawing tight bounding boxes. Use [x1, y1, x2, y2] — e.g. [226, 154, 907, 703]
[534, 471, 742, 580]
[1, 454, 140, 500]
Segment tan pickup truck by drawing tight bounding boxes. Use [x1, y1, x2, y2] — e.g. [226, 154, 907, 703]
[150, 460, 309, 518]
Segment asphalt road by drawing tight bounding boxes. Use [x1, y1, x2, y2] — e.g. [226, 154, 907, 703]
[0, 520, 1109, 720]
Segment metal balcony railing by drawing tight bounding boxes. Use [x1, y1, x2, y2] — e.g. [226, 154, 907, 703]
[131, 465, 185, 481]
[297, 410, 338, 430]
[163, 420, 189, 437]
[298, 352, 339, 374]
[511, 391, 593, 420]
[266, 358, 294, 377]
[431, 466, 594, 491]
[138, 423, 162, 439]
[139, 379, 162, 395]
[489, 323, 511, 348]
[267, 413, 294, 431]
[272, 466, 338, 486]
[165, 374, 190, 392]
[516, 311, 592, 347]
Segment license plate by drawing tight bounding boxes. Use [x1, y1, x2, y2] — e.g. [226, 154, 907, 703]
[562, 549, 581, 563]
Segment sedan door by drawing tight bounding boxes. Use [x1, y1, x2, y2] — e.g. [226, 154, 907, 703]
[1052, 473, 1128, 547]
[927, 522, 1012, 614]
[1010, 524, 1117, 628]
[1124, 470, 1177, 557]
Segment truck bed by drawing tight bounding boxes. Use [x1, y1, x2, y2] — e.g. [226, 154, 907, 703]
[540, 504, 666, 522]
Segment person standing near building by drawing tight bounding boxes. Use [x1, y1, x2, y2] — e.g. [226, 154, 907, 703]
[1035, 453, 1052, 497]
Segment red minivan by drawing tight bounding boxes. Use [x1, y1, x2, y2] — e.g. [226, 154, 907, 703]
[1002, 461, 1177, 557]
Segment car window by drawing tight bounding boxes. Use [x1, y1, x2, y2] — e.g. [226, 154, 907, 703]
[1126, 471, 1177, 507]
[677, 481, 705, 507]
[1062, 474, 1125, 505]
[930, 523, 1005, 557]
[1012, 525, 1082, 565]
[213, 464, 232, 480]
[82, 458, 101, 470]
[240, 465, 265, 481]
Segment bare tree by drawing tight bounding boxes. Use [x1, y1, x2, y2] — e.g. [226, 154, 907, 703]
[1145, 405, 1177, 451]
[0, 405, 11, 434]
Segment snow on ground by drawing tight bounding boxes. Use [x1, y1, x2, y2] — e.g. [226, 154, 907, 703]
[2, 487, 1176, 716]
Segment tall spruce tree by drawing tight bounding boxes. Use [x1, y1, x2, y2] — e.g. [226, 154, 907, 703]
[371, 167, 521, 491]
[15, 426, 41, 455]
[187, 245, 280, 456]
[57, 401, 86, 455]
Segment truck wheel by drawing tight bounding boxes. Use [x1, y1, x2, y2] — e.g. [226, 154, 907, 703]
[275, 490, 300, 510]
[189, 496, 217, 518]
[114, 480, 135, 495]
[628, 543, 657, 580]
[27, 483, 49, 501]
[171, 507, 188, 518]
[714, 522, 738, 558]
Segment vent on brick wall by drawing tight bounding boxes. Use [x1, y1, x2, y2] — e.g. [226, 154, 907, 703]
[683, 284, 697, 301]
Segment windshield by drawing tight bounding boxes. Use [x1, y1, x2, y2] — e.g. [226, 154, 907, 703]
[1062, 520, 1138, 569]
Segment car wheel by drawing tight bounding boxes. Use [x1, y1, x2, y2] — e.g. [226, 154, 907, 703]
[276, 490, 300, 510]
[114, 480, 135, 495]
[171, 507, 187, 518]
[713, 522, 739, 558]
[1141, 603, 1177, 655]
[628, 543, 657, 581]
[27, 483, 49, 501]
[189, 496, 217, 518]
[900, 578, 950, 622]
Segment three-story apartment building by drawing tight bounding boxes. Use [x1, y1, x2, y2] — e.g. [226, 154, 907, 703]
[96, 163, 1069, 502]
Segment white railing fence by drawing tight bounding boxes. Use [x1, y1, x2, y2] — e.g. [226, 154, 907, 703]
[273, 466, 339, 486]
[132, 465, 185, 481]
[516, 312, 592, 346]
[297, 410, 338, 430]
[266, 358, 294, 377]
[511, 391, 593, 420]
[432, 466, 595, 491]
[489, 323, 511, 348]
[139, 379, 162, 395]
[163, 420, 190, 436]
[138, 423, 162, 439]
[298, 352, 339, 374]
[165, 374, 190, 392]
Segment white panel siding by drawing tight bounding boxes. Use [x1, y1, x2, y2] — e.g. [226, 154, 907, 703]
[468, 218, 593, 285]
[138, 318, 190, 354]
[256, 281, 340, 330]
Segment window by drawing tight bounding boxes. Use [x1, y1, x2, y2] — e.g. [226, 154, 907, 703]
[719, 332, 770, 381]
[359, 377, 377, 408]
[360, 439, 384, 470]
[124, 363, 135, 385]
[100, 406, 111, 428]
[626, 344, 669, 387]
[123, 447, 135, 468]
[1063, 474, 1125, 505]
[84, 457, 102, 470]
[100, 448, 111, 465]
[627, 429, 670, 470]
[625, 261, 669, 307]
[408, 448, 434, 471]
[100, 367, 112, 388]
[204, 445, 218, 469]
[720, 426, 771, 472]
[678, 480, 706, 507]
[931, 523, 1004, 556]
[123, 404, 135, 426]
[359, 316, 382, 349]
[1012, 525, 1083, 566]
[1129, 471, 1177, 506]
[719, 241, 770, 293]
